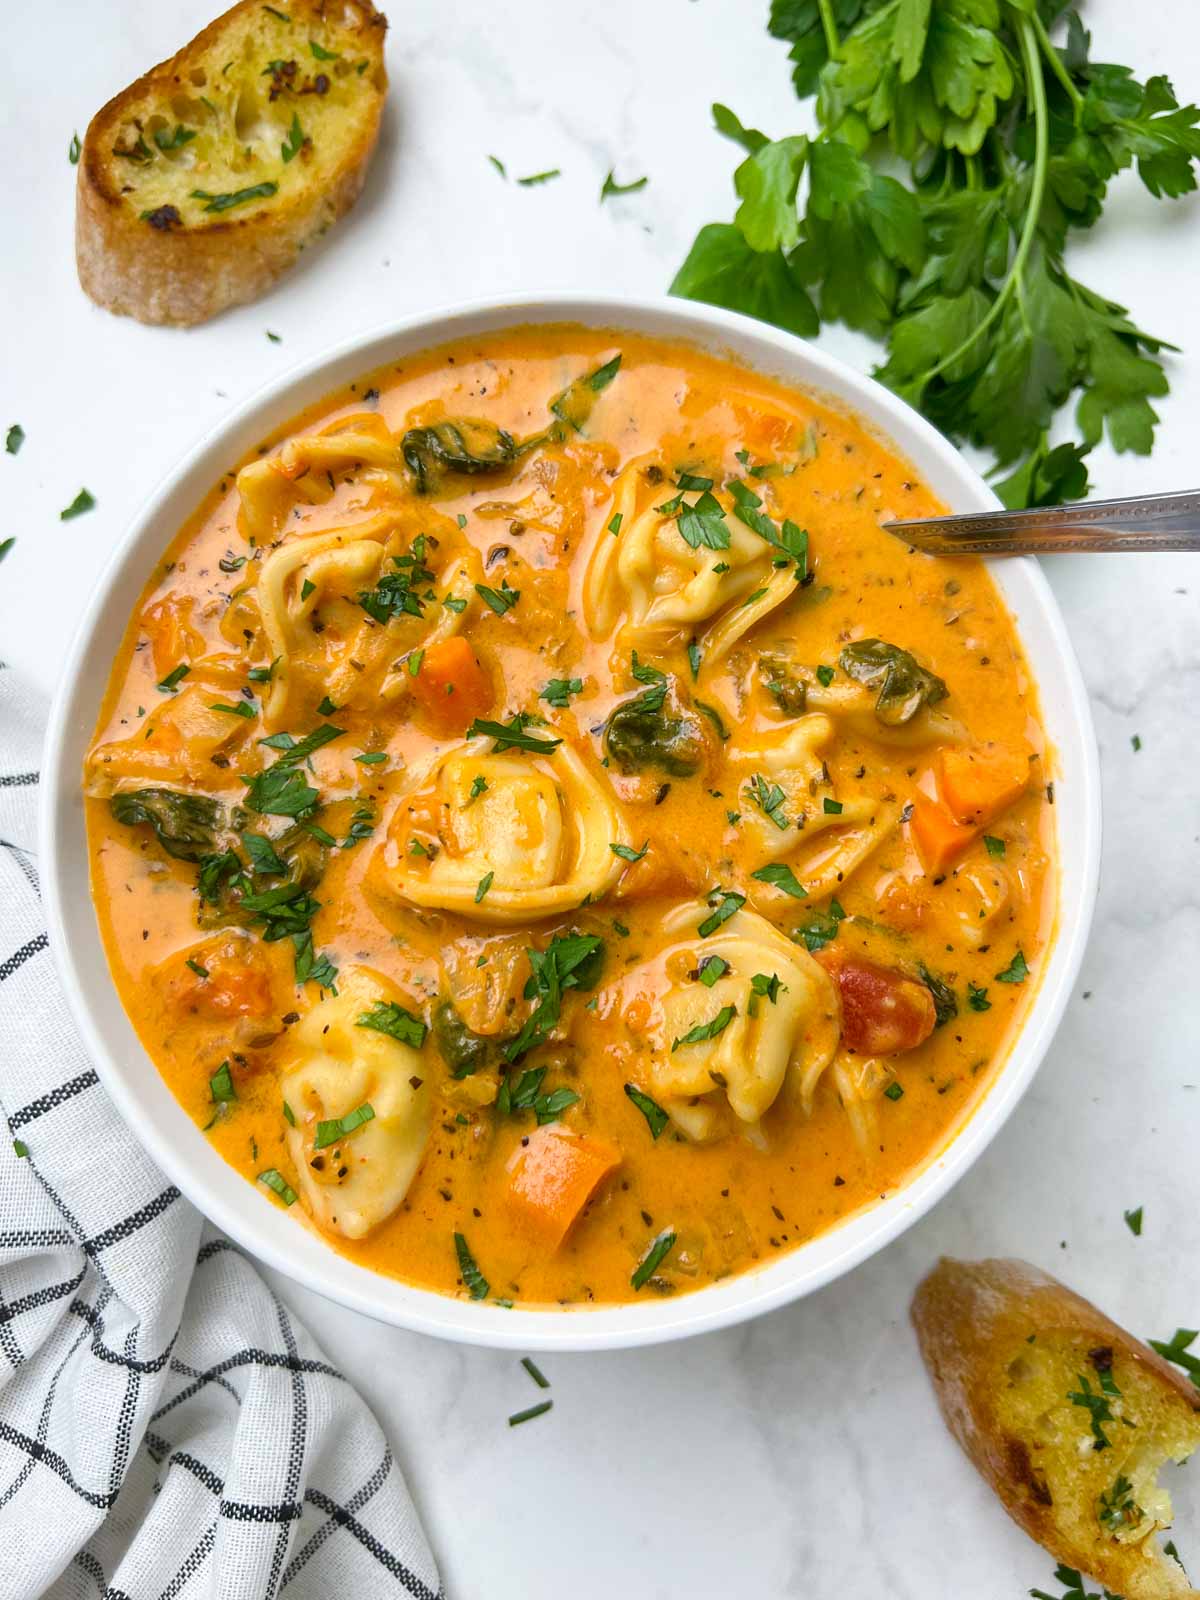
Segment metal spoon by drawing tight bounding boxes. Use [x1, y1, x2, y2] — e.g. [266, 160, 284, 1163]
[884, 488, 1200, 555]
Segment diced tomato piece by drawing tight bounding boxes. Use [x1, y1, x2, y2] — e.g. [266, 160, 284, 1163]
[817, 953, 936, 1055]
[410, 637, 493, 735]
[166, 938, 276, 1021]
[506, 1125, 621, 1249]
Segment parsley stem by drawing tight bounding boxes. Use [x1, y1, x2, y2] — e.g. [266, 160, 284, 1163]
[916, 16, 1048, 391]
[1031, 10, 1084, 115]
[817, 0, 841, 61]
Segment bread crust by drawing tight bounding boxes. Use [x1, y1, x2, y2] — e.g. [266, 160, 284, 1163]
[75, 0, 387, 326]
[912, 1257, 1200, 1600]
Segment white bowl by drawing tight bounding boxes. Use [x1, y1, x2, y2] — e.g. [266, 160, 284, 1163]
[40, 293, 1100, 1351]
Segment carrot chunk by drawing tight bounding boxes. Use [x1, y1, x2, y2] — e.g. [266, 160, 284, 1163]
[938, 745, 1029, 828]
[506, 1125, 621, 1249]
[409, 637, 493, 735]
[816, 953, 936, 1055]
[909, 790, 979, 874]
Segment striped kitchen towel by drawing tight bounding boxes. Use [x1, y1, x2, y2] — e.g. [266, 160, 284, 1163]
[0, 665, 442, 1599]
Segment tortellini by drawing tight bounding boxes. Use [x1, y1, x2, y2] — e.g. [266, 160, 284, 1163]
[279, 967, 432, 1240]
[255, 510, 481, 727]
[374, 736, 628, 924]
[583, 459, 792, 654]
[623, 902, 838, 1136]
[728, 716, 900, 899]
[85, 685, 251, 796]
[236, 413, 406, 543]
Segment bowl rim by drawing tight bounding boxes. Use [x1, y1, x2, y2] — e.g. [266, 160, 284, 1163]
[39, 290, 1101, 1351]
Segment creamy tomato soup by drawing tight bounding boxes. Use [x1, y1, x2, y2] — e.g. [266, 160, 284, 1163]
[85, 326, 1054, 1307]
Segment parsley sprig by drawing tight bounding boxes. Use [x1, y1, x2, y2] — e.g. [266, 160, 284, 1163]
[672, 6, 1200, 502]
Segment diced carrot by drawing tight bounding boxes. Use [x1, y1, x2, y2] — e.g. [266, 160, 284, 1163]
[816, 953, 936, 1055]
[938, 745, 1029, 828]
[909, 790, 978, 875]
[410, 636, 493, 735]
[506, 1125, 621, 1249]
[611, 838, 706, 902]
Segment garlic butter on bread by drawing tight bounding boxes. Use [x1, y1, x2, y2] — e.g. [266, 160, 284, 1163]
[75, 0, 388, 326]
[912, 1257, 1200, 1600]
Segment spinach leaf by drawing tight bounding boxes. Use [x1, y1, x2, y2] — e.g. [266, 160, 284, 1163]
[838, 638, 948, 726]
[110, 788, 226, 863]
[604, 685, 707, 777]
[402, 419, 517, 493]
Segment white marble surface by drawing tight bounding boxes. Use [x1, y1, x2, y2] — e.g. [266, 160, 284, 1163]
[4, 2, 1200, 1594]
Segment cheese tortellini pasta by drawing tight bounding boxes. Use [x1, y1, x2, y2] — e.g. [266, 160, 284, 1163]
[624, 902, 839, 1137]
[279, 968, 432, 1240]
[374, 736, 629, 924]
[255, 511, 481, 726]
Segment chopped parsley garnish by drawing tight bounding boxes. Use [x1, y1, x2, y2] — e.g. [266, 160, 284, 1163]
[314, 1103, 376, 1149]
[258, 1169, 297, 1206]
[157, 663, 190, 693]
[356, 1001, 427, 1049]
[316, 695, 338, 716]
[816, 664, 835, 687]
[751, 861, 808, 898]
[1067, 1371, 1120, 1450]
[883, 1080, 904, 1101]
[355, 750, 387, 765]
[675, 490, 732, 551]
[475, 578, 520, 615]
[1124, 1206, 1144, 1237]
[521, 1356, 550, 1389]
[497, 1066, 580, 1125]
[68, 133, 81, 165]
[610, 840, 648, 863]
[466, 713, 562, 754]
[1131, 734, 1143, 752]
[516, 168, 561, 187]
[454, 1231, 490, 1299]
[698, 889, 745, 937]
[608, 512, 623, 535]
[509, 1400, 553, 1426]
[191, 182, 278, 212]
[747, 773, 789, 830]
[258, 722, 344, 767]
[186, 958, 210, 980]
[967, 982, 991, 1012]
[687, 639, 702, 678]
[60, 488, 96, 520]
[281, 113, 305, 163]
[209, 1060, 235, 1102]
[697, 954, 729, 987]
[1149, 1328, 1200, 1387]
[300, 579, 316, 601]
[822, 796, 843, 815]
[750, 971, 783, 1004]
[210, 700, 256, 719]
[358, 539, 434, 621]
[241, 764, 318, 820]
[672, 1003, 736, 1052]
[12, 1140, 28, 1159]
[918, 964, 958, 1027]
[503, 932, 604, 1063]
[793, 899, 845, 952]
[995, 949, 1030, 984]
[631, 1229, 677, 1290]
[475, 871, 495, 903]
[984, 834, 1006, 858]
[488, 154, 507, 178]
[5, 424, 23, 455]
[310, 38, 339, 59]
[727, 481, 808, 576]
[695, 699, 729, 740]
[407, 650, 424, 678]
[467, 774, 488, 802]
[540, 676, 583, 709]
[1098, 1474, 1143, 1534]
[624, 1083, 669, 1139]
[600, 170, 648, 200]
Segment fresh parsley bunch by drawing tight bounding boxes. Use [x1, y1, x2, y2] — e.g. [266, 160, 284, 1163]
[672, 1, 1200, 506]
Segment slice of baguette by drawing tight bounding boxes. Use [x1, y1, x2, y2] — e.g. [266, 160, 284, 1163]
[912, 1257, 1200, 1600]
[76, 0, 388, 326]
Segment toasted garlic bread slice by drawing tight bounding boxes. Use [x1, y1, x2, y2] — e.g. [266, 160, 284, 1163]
[76, 0, 388, 326]
[912, 1258, 1200, 1600]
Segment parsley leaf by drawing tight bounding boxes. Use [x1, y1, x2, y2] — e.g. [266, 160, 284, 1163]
[466, 713, 562, 754]
[672, 1004, 736, 1052]
[751, 861, 808, 898]
[624, 1083, 669, 1139]
[356, 1001, 427, 1049]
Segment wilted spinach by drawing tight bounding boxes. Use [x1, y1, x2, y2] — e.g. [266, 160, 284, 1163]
[838, 639, 948, 727]
[110, 788, 225, 862]
[402, 419, 518, 493]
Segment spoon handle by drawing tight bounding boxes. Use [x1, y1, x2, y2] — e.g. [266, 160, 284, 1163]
[886, 488, 1200, 555]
